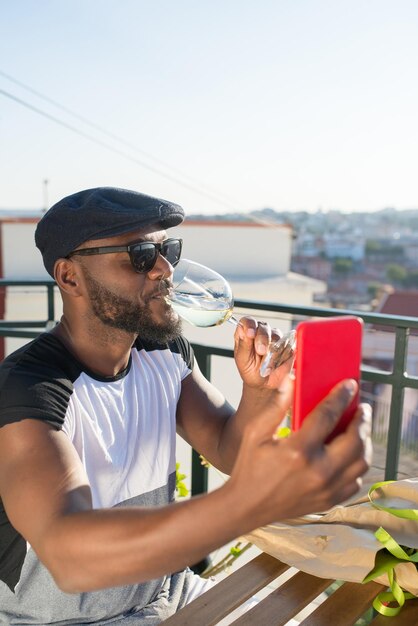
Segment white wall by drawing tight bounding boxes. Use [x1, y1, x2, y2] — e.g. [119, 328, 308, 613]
[3, 222, 47, 279]
[1, 220, 61, 354]
[2, 220, 294, 280]
[170, 222, 292, 278]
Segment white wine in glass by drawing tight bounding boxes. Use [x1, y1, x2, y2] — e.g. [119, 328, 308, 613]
[168, 294, 234, 327]
[163, 258, 295, 376]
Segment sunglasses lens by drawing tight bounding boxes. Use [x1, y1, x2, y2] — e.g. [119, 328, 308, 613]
[131, 243, 158, 273]
[130, 239, 182, 273]
[161, 239, 182, 266]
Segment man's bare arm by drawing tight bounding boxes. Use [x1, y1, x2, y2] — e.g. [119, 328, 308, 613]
[176, 362, 286, 474]
[176, 317, 295, 474]
[0, 380, 371, 594]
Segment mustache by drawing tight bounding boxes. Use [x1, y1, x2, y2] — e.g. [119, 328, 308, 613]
[160, 277, 172, 289]
[158, 277, 172, 293]
[145, 278, 172, 303]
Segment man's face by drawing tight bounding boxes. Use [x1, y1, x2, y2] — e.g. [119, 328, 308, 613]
[74, 227, 183, 342]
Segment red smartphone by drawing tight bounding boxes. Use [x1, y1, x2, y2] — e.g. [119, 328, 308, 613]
[292, 316, 363, 440]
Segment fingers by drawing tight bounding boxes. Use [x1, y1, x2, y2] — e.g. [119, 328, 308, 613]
[345, 402, 373, 466]
[347, 402, 373, 446]
[243, 376, 294, 442]
[263, 356, 294, 391]
[234, 316, 257, 343]
[260, 331, 296, 378]
[235, 317, 274, 356]
[305, 402, 372, 505]
[326, 403, 373, 475]
[295, 382, 372, 502]
[298, 379, 358, 446]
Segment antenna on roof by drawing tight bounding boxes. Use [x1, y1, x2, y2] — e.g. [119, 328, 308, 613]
[42, 179, 49, 213]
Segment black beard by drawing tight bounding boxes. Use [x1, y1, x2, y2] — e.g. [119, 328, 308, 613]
[82, 268, 183, 343]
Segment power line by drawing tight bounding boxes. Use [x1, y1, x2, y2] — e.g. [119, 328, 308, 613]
[0, 87, 244, 211]
[0, 70, 242, 210]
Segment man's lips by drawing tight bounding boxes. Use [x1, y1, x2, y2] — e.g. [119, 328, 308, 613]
[148, 285, 172, 302]
[149, 291, 165, 301]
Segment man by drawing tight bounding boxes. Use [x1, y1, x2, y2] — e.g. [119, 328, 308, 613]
[0, 187, 371, 625]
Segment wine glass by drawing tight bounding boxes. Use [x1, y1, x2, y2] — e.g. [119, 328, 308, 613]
[162, 258, 296, 376]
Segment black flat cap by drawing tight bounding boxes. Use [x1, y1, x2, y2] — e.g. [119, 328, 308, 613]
[35, 187, 185, 277]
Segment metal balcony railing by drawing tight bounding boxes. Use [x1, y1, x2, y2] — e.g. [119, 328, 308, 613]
[1, 279, 418, 495]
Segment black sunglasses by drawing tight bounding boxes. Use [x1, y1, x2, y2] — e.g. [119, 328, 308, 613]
[67, 238, 183, 274]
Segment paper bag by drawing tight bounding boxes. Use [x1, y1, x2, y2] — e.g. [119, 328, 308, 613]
[245, 478, 418, 596]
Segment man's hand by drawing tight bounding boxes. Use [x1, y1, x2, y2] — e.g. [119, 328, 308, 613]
[0, 377, 371, 593]
[225, 378, 372, 529]
[233, 316, 291, 389]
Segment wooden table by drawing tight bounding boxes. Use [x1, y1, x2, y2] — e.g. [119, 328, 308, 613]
[163, 553, 418, 625]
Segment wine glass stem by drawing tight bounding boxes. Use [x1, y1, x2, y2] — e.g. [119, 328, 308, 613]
[227, 315, 243, 327]
[227, 316, 296, 377]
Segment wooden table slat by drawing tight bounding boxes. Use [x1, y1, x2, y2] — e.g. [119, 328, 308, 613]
[162, 553, 418, 626]
[162, 553, 289, 626]
[231, 570, 333, 626]
[299, 580, 386, 626]
[371, 597, 418, 625]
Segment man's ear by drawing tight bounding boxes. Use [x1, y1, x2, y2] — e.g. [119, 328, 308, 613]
[54, 258, 83, 295]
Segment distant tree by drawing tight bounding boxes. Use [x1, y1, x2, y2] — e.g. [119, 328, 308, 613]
[365, 240, 382, 255]
[386, 264, 407, 285]
[367, 282, 382, 299]
[387, 245, 405, 259]
[365, 241, 404, 261]
[404, 271, 418, 289]
[333, 258, 353, 275]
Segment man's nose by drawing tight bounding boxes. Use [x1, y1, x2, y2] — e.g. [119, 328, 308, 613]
[147, 252, 174, 280]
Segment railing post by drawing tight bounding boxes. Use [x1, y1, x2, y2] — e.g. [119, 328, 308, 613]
[190, 345, 211, 495]
[385, 326, 409, 480]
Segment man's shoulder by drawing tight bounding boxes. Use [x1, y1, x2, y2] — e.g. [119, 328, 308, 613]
[134, 335, 194, 369]
[0, 334, 83, 429]
[0, 333, 82, 388]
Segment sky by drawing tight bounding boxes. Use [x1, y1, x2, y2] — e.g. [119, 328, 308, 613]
[1, 0, 417, 215]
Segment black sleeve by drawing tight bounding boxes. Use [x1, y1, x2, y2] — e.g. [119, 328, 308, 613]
[0, 335, 79, 430]
[169, 335, 195, 371]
